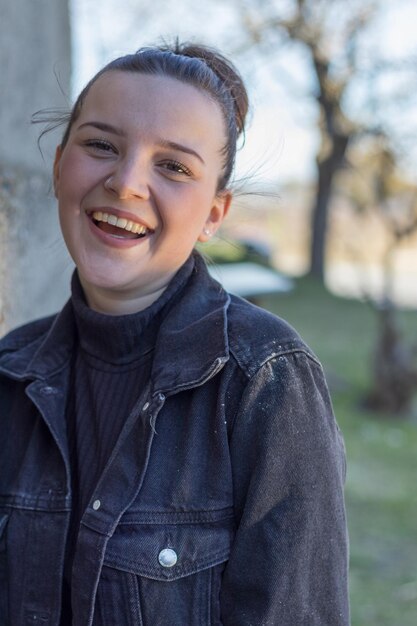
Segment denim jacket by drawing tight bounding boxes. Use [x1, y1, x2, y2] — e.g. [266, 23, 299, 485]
[0, 255, 349, 625]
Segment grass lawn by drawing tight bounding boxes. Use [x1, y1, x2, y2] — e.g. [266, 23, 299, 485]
[260, 279, 417, 626]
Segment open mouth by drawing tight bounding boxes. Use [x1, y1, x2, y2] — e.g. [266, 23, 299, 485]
[90, 210, 151, 240]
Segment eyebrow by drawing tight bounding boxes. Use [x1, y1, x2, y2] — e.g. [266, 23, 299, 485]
[77, 121, 205, 164]
[156, 139, 205, 165]
[77, 121, 126, 136]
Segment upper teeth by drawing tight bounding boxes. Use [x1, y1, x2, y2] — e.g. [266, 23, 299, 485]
[91, 211, 148, 235]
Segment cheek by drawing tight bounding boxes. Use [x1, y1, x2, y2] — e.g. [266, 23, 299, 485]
[57, 152, 100, 203]
[161, 198, 210, 238]
[57, 203, 76, 247]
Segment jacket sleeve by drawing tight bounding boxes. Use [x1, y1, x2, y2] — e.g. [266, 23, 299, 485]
[220, 349, 349, 625]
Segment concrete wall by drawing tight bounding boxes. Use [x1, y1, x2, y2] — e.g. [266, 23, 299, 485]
[0, 0, 73, 336]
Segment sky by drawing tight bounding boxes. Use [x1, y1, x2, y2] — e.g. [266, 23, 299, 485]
[70, 0, 417, 185]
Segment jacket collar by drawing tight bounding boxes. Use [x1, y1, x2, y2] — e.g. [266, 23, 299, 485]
[0, 300, 76, 381]
[151, 254, 230, 394]
[0, 254, 230, 393]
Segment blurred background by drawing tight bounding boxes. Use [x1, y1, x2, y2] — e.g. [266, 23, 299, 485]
[1, 0, 417, 623]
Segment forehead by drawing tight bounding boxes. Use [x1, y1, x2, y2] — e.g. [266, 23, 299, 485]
[77, 70, 226, 146]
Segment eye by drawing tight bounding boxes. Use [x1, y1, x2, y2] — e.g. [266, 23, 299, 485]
[84, 139, 117, 154]
[160, 160, 193, 177]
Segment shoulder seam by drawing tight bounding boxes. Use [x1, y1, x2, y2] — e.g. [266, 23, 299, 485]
[229, 342, 321, 379]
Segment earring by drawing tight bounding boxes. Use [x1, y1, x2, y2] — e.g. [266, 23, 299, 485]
[203, 227, 212, 237]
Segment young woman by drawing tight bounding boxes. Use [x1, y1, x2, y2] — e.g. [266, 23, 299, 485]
[0, 43, 349, 625]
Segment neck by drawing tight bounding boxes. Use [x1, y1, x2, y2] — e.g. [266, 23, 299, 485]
[79, 280, 169, 316]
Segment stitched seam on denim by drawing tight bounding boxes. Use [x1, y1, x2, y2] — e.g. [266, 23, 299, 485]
[0, 495, 70, 511]
[0, 354, 72, 382]
[0, 513, 8, 536]
[0, 315, 56, 351]
[206, 565, 212, 625]
[105, 549, 230, 579]
[118, 508, 234, 525]
[22, 357, 72, 380]
[230, 349, 324, 424]
[230, 343, 320, 378]
[154, 356, 228, 395]
[263, 347, 321, 369]
[125, 572, 143, 626]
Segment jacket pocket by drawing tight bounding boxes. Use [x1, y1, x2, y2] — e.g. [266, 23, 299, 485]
[98, 508, 234, 626]
[0, 513, 9, 626]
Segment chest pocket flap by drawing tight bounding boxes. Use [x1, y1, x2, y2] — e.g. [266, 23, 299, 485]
[103, 508, 234, 582]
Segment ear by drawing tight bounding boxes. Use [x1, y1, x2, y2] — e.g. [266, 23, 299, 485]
[198, 191, 232, 242]
[53, 145, 63, 198]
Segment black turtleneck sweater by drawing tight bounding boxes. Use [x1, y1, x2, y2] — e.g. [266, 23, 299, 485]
[62, 255, 195, 620]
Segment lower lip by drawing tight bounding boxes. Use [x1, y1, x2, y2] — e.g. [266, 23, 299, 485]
[86, 215, 151, 249]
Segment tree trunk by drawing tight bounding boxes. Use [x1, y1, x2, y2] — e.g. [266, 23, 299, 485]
[363, 302, 417, 415]
[310, 157, 333, 280]
[309, 133, 350, 280]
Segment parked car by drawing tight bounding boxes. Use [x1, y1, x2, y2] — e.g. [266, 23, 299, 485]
[200, 238, 294, 303]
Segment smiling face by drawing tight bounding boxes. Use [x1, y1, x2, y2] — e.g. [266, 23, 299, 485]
[53, 71, 231, 313]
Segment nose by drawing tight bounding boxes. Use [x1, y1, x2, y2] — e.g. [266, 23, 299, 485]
[104, 159, 150, 200]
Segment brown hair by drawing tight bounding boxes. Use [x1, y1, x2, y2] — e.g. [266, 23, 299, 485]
[58, 42, 249, 191]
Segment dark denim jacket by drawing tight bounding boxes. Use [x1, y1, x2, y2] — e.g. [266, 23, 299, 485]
[0, 256, 349, 625]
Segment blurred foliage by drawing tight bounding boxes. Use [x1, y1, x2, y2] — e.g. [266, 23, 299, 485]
[259, 278, 417, 625]
[236, 0, 374, 279]
[197, 237, 272, 267]
[335, 134, 417, 414]
[232, 0, 417, 280]
[338, 134, 417, 232]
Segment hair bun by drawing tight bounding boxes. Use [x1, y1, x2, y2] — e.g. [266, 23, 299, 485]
[171, 42, 248, 136]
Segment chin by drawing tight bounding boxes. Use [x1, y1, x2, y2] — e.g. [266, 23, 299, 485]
[78, 265, 130, 292]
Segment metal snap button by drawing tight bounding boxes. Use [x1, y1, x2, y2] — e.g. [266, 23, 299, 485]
[158, 548, 177, 568]
[92, 499, 101, 510]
